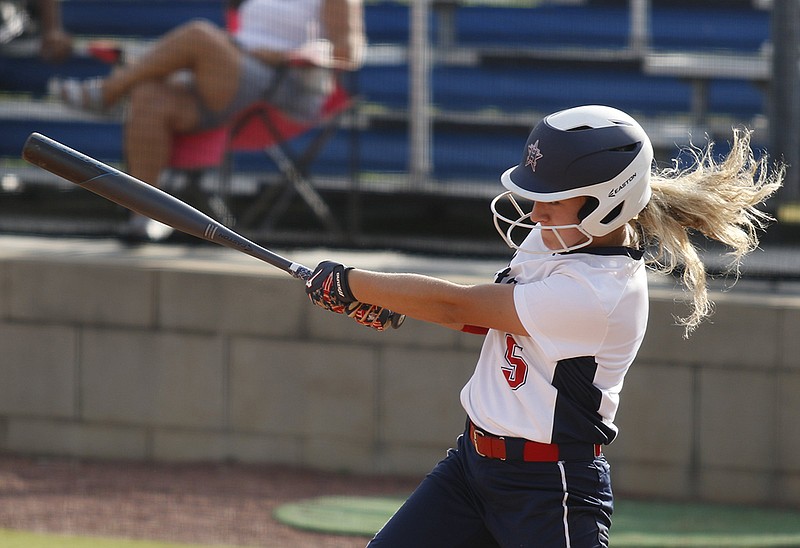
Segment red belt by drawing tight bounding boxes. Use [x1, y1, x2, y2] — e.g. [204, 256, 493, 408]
[469, 421, 602, 462]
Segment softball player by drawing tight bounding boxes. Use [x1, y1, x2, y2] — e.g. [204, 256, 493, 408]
[306, 105, 783, 547]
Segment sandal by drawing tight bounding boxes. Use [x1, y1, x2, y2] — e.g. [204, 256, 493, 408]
[49, 77, 107, 114]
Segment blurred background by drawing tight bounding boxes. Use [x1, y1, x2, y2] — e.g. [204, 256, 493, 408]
[1, 0, 798, 256]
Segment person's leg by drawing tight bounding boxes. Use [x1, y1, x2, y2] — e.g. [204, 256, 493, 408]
[119, 78, 201, 242]
[475, 457, 613, 548]
[53, 20, 243, 114]
[103, 20, 242, 110]
[124, 79, 200, 186]
[368, 438, 500, 548]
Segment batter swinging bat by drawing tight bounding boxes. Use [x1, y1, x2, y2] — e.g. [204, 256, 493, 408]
[21, 132, 404, 328]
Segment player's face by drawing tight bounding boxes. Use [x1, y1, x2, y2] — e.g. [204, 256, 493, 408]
[530, 197, 589, 250]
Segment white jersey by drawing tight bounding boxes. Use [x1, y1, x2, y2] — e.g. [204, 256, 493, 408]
[460, 230, 648, 445]
[235, 0, 322, 52]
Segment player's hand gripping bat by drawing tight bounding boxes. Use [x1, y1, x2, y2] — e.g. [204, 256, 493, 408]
[21, 132, 404, 329]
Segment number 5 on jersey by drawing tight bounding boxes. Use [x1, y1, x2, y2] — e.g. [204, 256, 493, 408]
[502, 334, 528, 390]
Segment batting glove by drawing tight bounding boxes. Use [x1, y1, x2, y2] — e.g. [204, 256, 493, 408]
[305, 260, 356, 313]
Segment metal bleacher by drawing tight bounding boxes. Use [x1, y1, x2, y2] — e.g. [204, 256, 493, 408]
[0, 0, 776, 251]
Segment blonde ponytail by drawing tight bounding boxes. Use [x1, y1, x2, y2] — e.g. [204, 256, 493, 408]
[633, 128, 785, 335]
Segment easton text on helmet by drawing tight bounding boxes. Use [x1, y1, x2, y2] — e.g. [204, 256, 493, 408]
[608, 173, 637, 198]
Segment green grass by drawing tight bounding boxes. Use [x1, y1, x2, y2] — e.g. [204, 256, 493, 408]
[5, 497, 800, 547]
[274, 496, 800, 547]
[613, 499, 800, 547]
[0, 529, 245, 548]
[273, 495, 406, 537]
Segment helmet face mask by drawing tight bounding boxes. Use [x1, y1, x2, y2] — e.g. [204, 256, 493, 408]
[491, 191, 596, 254]
[493, 105, 653, 254]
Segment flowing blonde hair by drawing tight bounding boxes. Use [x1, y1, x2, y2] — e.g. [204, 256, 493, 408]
[632, 128, 785, 336]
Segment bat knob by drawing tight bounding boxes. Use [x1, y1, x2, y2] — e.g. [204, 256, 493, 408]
[390, 313, 406, 329]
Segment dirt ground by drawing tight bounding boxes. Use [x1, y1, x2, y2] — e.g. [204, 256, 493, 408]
[0, 455, 422, 547]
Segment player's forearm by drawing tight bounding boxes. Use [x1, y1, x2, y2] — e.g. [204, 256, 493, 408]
[347, 269, 524, 334]
[347, 270, 466, 325]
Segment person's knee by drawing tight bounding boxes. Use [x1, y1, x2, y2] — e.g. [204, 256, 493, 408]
[176, 19, 224, 45]
[129, 82, 197, 133]
[129, 82, 166, 118]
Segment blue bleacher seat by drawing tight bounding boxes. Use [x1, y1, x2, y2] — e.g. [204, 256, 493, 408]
[365, 1, 411, 44]
[429, 66, 693, 115]
[61, 0, 224, 38]
[0, 56, 111, 95]
[650, 6, 769, 52]
[0, 118, 123, 163]
[359, 64, 765, 121]
[452, 5, 630, 50]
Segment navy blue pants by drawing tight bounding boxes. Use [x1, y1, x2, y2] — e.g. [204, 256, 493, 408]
[368, 427, 613, 547]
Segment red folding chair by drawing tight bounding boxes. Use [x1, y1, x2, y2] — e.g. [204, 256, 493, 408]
[167, 4, 356, 234]
[166, 124, 234, 226]
[168, 80, 355, 234]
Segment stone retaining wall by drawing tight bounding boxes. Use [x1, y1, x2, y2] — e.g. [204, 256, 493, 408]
[0, 238, 797, 506]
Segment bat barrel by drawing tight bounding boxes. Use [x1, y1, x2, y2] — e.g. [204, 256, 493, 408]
[22, 133, 109, 184]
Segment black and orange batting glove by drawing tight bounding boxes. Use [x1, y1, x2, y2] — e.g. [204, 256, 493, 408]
[305, 260, 356, 313]
[305, 261, 405, 330]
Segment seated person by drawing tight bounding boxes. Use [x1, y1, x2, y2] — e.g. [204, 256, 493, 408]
[52, 0, 365, 241]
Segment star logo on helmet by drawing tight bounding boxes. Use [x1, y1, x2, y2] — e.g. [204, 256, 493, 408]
[525, 140, 543, 172]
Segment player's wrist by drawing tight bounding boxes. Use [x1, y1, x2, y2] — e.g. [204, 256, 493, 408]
[331, 265, 357, 303]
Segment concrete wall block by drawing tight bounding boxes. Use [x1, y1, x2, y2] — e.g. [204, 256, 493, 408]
[380, 348, 475, 445]
[2, 418, 148, 460]
[374, 444, 451, 477]
[158, 271, 305, 336]
[0, 262, 8, 320]
[697, 468, 773, 505]
[780, 309, 800, 370]
[81, 329, 226, 428]
[152, 429, 311, 465]
[610, 460, 693, 500]
[699, 369, 774, 469]
[8, 261, 155, 327]
[692, 300, 780, 367]
[641, 294, 781, 368]
[226, 432, 303, 464]
[637, 294, 689, 363]
[777, 371, 800, 472]
[151, 429, 231, 462]
[301, 437, 376, 474]
[230, 338, 377, 440]
[606, 362, 694, 465]
[0, 323, 77, 417]
[779, 473, 800, 506]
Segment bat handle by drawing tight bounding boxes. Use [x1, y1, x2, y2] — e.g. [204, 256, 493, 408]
[290, 264, 315, 281]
